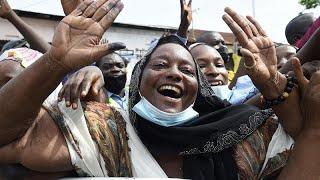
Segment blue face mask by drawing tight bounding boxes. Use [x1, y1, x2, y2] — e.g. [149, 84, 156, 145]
[211, 85, 232, 101]
[132, 96, 199, 127]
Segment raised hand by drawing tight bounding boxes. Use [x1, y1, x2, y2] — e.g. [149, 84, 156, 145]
[61, 0, 83, 16]
[48, 0, 125, 71]
[0, 0, 12, 18]
[222, 7, 284, 99]
[178, 0, 192, 38]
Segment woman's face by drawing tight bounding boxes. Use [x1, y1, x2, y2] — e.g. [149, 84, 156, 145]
[140, 43, 198, 113]
[190, 45, 228, 86]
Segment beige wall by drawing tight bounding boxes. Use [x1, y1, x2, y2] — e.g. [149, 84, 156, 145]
[0, 17, 165, 54]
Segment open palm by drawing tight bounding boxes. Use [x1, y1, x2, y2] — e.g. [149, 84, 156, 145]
[222, 7, 277, 91]
[61, 0, 83, 15]
[49, 0, 125, 71]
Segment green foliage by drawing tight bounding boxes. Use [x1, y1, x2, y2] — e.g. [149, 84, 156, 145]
[299, 0, 320, 9]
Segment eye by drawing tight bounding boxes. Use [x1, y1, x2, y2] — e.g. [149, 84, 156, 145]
[216, 63, 225, 68]
[152, 62, 167, 70]
[199, 64, 207, 69]
[180, 66, 196, 76]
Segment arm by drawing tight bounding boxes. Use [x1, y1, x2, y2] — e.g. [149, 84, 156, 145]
[223, 7, 303, 138]
[278, 66, 320, 179]
[278, 131, 320, 179]
[0, 0, 125, 146]
[0, 0, 50, 53]
[177, 0, 192, 39]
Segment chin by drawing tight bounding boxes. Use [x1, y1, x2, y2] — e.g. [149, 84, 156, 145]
[158, 103, 184, 113]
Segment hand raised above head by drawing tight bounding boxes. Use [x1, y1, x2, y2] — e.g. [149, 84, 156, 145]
[48, 0, 126, 72]
[222, 7, 284, 100]
[178, 0, 192, 34]
[0, 0, 12, 18]
[61, 0, 83, 16]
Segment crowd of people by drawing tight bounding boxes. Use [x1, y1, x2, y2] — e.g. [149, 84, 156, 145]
[0, 0, 320, 179]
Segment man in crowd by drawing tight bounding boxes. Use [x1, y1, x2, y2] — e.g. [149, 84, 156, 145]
[96, 52, 129, 110]
[276, 44, 297, 69]
[285, 13, 315, 46]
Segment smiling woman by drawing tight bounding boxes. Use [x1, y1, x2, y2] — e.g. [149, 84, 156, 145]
[140, 43, 198, 113]
[126, 35, 286, 179]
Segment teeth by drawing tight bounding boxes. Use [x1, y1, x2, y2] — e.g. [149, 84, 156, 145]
[211, 82, 219, 86]
[211, 81, 222, 86]
[159, 85, 181, 95]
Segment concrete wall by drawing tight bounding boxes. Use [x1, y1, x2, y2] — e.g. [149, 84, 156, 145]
[0, 17, 165, 58]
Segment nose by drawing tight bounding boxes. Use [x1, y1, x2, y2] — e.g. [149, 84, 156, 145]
[166, 66, 183, 82]
[206, 64, 219, 77]
[110, 65, 121, 72]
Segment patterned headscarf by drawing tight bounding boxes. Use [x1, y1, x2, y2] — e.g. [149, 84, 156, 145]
[128, 35, 228, 127]
[127, 35, 273, 179]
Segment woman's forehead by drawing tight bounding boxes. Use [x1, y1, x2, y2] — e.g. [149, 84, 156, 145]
[149, 43, 195, 66]
[191, 45, 222, 60]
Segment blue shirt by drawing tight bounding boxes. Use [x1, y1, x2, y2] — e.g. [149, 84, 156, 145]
[106, 90, 128, 110]
[229, 75, 259, 105]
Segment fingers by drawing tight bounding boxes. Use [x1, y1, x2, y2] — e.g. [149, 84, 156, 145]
[62, 76, 73, 107]
[241, 48, 256, 70]
[188, 0, 192, 7]
[92, 0, 119, 22]
[224, 7, 253, 39]
[91, 42, 126, 61]
[293, 57, 309, 96]
[58, 72, 84, 109]
[82, 0, 107, 18]
[80, 73, 94, 97]
[58, 84, 66, 102]
[292, 57, 309, 91]
[246, 15, 267, 36]
[70, 73, 85, 109]
[98, 0, 124, 30]
[222, 13, 249, 47]
[246, 16, 259, 36]
[92, 77, 105, 95]
[180, 0, 184, 10]
[71, 0, 94, 16]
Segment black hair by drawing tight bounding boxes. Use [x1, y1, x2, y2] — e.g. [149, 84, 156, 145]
[285, 13, 315, 45]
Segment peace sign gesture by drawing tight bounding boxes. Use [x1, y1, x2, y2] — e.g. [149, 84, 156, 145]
[223, 7, 284, 100]
[178, 0, 192, 38]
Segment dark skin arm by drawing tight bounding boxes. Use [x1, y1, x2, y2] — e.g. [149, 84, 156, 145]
[0, 0, 125, 146]
[177, 0, 192, 38]
[0, 0, 50, 53]
[278, 61, 320, 179]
